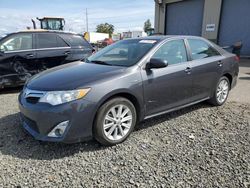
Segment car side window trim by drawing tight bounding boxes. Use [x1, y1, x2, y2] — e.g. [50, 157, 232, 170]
[3, 46, 71, 54]
[184, 38, 193, 61]
[0, 33, 72, 54]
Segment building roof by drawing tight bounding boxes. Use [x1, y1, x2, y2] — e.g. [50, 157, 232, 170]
[38, 17, 65, 20]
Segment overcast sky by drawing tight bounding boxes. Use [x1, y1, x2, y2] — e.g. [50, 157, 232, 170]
[0, 0, 155, 36]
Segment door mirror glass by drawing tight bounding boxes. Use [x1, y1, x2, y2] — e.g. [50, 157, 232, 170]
[147, 58, 168, 69]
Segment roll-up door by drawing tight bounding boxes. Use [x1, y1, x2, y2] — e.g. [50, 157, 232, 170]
[218, 0, 250, 56]
[165, 0, 205, 36]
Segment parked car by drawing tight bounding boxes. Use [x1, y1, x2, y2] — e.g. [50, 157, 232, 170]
[19, 36, 239, 145]
[0, 30, 93, 88]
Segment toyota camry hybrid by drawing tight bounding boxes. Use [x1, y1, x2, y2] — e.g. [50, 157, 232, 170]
[19, 36, 239, 145]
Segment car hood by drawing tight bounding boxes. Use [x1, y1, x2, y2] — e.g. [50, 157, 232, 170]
[27, 61, 126, 91]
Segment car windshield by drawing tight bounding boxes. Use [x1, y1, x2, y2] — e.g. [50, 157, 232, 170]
[87, 39, 159, 67]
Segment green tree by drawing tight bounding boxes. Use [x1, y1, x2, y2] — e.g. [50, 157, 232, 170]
[96, 23, 114, 37]
[144, 19, 152, 32]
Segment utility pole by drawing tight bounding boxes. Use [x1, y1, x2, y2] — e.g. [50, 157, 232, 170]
[86, 8, 89, 32]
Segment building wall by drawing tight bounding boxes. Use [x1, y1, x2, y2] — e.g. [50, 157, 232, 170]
[154, 0, 222, 41]
[201, 0, 222, 41]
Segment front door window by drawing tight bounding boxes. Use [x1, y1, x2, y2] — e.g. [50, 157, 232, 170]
[152, 39, 188, 65]
[0, 34, 32, 52]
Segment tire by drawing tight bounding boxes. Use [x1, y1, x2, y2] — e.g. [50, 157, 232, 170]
[94, 97, 137, 146]
[209, 76, 230, 106]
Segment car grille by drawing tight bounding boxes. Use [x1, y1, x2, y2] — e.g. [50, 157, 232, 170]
[23, 88, 45, 104]
[26, 96, 40, 104]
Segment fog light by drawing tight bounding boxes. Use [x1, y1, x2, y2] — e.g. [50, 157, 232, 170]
[48, 121, 69, 138]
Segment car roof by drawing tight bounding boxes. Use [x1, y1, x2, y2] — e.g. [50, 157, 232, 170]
[132, 35, 205, 41]
[8, 30, 78, 35]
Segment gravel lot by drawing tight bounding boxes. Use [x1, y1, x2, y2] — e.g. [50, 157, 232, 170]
[0, 60, 250, 187]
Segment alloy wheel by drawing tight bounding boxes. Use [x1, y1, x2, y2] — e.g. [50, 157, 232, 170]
[103, 104, 133, 141]
[216, 79, 229, 104]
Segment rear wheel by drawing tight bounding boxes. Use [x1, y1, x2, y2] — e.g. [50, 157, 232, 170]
[94, 97, 137, 146]
[209, 76, 230, 106]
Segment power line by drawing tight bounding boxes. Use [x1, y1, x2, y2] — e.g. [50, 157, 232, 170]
[89, 12, 154, 20]
[86, 8, 88, 32]
[88, 18, 154, 25]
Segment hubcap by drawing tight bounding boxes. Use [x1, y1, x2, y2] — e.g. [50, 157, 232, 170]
[216, 79, 229, 104]
[103, 104, 132, 141]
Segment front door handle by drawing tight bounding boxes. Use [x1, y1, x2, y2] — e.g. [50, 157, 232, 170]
[185, 67, 192, 74]
[26, 54, 34, 59]
[218, 61, 223, 67]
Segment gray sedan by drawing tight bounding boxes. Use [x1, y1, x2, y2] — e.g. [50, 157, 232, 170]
[18, 36, 239, 145]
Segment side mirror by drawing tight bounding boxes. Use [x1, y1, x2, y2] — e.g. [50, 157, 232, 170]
[146, 58, 168, 69]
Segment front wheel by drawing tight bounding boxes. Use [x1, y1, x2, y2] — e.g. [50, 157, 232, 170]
[94, 97, 137, 146]
[209, 76, 230, 106]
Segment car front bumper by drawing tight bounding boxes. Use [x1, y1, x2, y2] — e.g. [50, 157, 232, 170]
[18, 92, 97, 143]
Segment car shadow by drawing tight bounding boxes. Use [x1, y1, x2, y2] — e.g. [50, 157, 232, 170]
[135, 102, 212, 132]
[239, 60, 250, 68]
[0, 102, 213, 160]
[0, 113, 104, 160]
[239, 76, 250, 80]
[0, 86, 22, 95]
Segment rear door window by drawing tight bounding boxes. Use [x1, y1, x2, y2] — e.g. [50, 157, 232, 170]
[56, 36, 69, 47]
[188, 39, 220, 60]
[36, 33, 68, 49]
[0, 34, 33, 52]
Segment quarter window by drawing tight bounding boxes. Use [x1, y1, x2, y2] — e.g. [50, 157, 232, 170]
[60, 34, 91, 48]
[152, 40, 188, 65]
[0, 34, 32, 52]
[188, 39, 220, 60]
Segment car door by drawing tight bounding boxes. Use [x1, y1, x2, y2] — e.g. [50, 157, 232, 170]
[141, 39, 193, 117]
[35, 33, 71, 70]
[0, 33, 36, 82]
[59, 34, 93, 61]
[186, 38, 224, 101]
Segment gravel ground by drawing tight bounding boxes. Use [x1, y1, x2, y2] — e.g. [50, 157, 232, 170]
[0, 92, 249, 188]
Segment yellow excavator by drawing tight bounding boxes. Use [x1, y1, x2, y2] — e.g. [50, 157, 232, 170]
[31, 17, 65, 31]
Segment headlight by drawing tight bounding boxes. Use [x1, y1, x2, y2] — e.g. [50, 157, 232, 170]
[39, 88, 90, 106]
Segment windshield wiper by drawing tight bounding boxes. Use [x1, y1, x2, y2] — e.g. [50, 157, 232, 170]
[90, 60, 112, 66]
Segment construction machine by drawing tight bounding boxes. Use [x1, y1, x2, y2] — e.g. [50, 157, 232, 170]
[31, 17, 65, 31]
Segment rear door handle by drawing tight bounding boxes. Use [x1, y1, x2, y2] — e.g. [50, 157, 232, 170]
[64, 51, 71, 55]
[185, 67, 192, 74]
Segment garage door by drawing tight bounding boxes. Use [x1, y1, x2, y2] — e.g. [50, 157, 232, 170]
[165, 0, 204, 36]
[218, 0, 250, 56]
